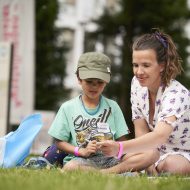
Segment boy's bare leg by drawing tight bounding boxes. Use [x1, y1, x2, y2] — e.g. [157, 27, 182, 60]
[63, 160, 97, 172]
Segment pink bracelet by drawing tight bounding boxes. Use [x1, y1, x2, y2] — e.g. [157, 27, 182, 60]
[117, 142, 123, 159]
[74, 147, 79, 157]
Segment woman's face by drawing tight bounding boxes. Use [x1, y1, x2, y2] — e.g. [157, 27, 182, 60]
[132, 49, 164, 92]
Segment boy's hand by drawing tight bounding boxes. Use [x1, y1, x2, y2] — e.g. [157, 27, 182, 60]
[79, 140, 97, 157]
[97, 140, 119, 157]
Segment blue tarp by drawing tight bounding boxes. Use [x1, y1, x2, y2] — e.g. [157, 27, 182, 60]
[0, 113, 43, 168]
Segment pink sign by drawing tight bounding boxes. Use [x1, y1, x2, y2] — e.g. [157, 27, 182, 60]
[0, 0, 35, 124]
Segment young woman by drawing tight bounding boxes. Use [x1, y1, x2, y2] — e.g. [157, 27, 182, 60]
[98, 29, 190, 175]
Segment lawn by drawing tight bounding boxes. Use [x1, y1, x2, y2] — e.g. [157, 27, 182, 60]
[0, 168, 190, 190]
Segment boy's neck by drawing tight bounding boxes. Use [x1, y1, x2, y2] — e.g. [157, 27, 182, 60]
[81, 94, 101, 109]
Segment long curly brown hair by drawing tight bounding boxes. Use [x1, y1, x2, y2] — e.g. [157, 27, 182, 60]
[132, 28, 183, 86]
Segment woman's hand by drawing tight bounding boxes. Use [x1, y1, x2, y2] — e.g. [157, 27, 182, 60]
[97, 140, 119, 157]
[79, 140, 97, 157]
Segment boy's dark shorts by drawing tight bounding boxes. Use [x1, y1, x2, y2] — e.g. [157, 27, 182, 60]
[70, 154, 120, 169]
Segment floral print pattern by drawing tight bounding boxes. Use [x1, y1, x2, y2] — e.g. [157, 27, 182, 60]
[131, 76, 190, 155]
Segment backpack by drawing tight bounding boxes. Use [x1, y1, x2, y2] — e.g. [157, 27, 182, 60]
[22, 145, 68, 169]
[42, 144, 68, 167]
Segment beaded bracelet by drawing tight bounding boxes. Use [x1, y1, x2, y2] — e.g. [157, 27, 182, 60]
[117, 142, 123, 159]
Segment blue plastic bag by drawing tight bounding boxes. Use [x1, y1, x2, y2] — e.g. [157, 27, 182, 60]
[0, 113, 43, 168]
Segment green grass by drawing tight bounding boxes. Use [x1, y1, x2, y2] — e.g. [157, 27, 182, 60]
[0, 168, 190, 190]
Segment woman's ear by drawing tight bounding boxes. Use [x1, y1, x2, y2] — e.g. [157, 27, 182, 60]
[159, 63, 165, 72]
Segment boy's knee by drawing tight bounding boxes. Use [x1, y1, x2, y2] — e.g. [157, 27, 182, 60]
[149, 150, 160, 162]
[143, 150, 160, 164]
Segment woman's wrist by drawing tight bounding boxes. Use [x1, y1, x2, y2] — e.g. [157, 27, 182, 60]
[117, 142, 123, 159]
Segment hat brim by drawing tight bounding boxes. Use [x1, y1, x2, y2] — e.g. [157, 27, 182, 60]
[79, 70, 110, 83]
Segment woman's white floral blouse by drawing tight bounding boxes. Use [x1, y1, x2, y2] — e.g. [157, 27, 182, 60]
[131, 76, 190, 154]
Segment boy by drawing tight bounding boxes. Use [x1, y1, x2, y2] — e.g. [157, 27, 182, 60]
[48, 52, 129, 171]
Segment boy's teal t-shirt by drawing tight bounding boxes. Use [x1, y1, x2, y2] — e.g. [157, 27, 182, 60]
[48, 95, 129, 162]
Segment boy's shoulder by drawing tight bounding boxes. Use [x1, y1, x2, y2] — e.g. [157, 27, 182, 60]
[102, 96, 118, 107]
[60, 96, 80, 109]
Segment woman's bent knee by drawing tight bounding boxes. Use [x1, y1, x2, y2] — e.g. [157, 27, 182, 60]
[157, 155, 190, 175]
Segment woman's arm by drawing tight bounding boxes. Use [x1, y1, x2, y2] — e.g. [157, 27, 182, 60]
[133, 118, 150, 137]
[123, 120, 173, 153]
[98, 116, 175, 157]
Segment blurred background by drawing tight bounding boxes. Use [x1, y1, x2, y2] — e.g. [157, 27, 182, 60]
[1, 0, 190, 154]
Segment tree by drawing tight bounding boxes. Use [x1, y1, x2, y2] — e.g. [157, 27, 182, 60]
[35, 0, 70, 111]
[85, 0, 190, 137]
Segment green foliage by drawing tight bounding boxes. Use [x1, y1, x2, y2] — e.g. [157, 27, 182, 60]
[35, 0, 70, 111]
[0, 169, 190, 190]
[85, 0, 190, 136]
